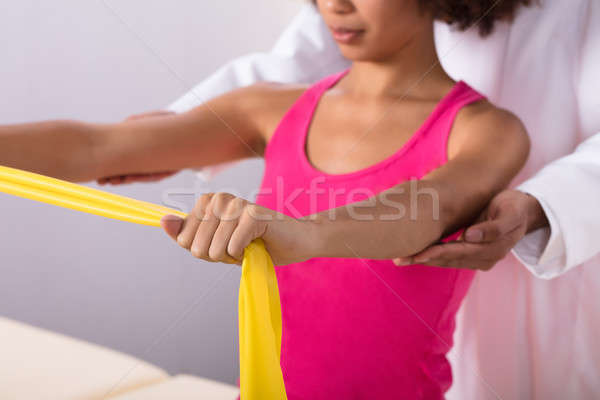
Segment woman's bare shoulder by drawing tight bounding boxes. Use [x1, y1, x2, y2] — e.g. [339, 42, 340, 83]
[449, 99, 530, 162]
[246, 82, 309, 130]
[247, 81, 310, 96]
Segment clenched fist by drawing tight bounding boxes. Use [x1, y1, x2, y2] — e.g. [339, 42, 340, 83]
[160, 192, 317, 266]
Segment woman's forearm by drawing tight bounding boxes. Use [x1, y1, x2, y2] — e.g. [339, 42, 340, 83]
[0, 120, 100, 182]
[304, 180, 459, 260]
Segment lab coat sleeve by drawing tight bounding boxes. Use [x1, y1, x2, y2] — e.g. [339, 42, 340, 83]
[165, 4, 349, 181]
[513, 132, 600, 279]
[511, 0, 600, 279]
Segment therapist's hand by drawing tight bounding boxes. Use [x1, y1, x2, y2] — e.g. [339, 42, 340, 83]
[393, 189, 549, 270]
[160, 192, 316, 266]
[96, 110, 180, 185]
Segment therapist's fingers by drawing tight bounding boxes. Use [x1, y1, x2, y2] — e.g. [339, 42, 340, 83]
[393, 227, 519, 270]
[129, 171, 178, 182]
[125, 110, 175, 121]
[463, 205, 523, 244]
[393, 243, 452, 267]
[393, 190, 533, 270]
[393, 242, 497, 270]
[393, 224, 524, 270]
[392, 230, 462, 266]
[412, 241, 498, 270]
[393, 242, 441, 266]
[98, 171, 178, 186]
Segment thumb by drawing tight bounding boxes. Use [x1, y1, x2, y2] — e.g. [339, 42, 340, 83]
[160, 214, 184, 241]
[464, 203, 521, 243]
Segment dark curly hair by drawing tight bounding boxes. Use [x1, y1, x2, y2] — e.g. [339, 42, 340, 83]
[310, 0, 533, 37]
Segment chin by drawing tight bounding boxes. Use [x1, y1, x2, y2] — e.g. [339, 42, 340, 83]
[341, 46, 398, 63]
[339, 47, 376, 62]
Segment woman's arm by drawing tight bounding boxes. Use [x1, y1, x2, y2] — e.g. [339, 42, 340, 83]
[167, 3, 349, 182]
[0, 121, 97, 182]
[307, 104, 530, 260]
[92, 85, 270, 180]
[0, 84, 269, 183]
[160, 103, 531, 267]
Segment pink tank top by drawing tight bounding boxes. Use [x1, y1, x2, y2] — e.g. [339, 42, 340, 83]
[254, 68, 486, 399]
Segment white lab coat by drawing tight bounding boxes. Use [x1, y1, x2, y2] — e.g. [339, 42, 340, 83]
[168, 1, 600, 398]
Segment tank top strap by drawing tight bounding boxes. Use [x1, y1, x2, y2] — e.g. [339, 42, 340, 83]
[446, 81, 487, 114]
[418, 81, 488, 165]
[304, 68, 350, 96]
[263, 68, 351, 163]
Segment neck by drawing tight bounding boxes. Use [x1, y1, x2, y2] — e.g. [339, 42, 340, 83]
[341, 23, 454, 99]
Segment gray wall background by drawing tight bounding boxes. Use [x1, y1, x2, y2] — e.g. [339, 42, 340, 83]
[0, 0, 303, 384]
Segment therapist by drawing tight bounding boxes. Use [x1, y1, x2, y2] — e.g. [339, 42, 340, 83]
[99, 1, 600, 398]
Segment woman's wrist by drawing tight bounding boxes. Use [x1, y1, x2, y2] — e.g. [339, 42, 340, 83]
[296, 213, 325, 259]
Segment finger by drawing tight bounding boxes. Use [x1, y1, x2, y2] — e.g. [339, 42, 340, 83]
[190, 193, 233, 260]
[115, 172, 173, 184]
[98, 171, 179, 186]
[177, 194, 212, 249]
[393, 257, 412, 266]
[393, 253, 422, 266]
[393, 229, 459, 266]
[137, 172, 178, 182]
[412, 242, 497, 270]
[125, 110, 175, 121]
[464, 214, 522, 244]
[454, 206, 489, 243]
[227, 206, 258, 261]
[160, 215, 185, 241]
[124, 174, 152, 183]
[412, 242, 474, 265]
[190, 212, 219, 260]
[423, 255, 496, 271]
[209, 198, 246, 263]
[393, 234, 453, 266]
[464, 198, 526, 244]
[419, 256, 473, 270]
[136, 172, 176, 182]
[109, 176, 125, 185]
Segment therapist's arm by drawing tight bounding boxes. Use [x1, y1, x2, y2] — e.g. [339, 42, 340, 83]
[392, 135, 600, 276]
[510, 0, 600, 278]
[394, 138, 600, 278]
[419, 133, 599, 277]
[513, 133, 600, 278]
[392, 188, 549, 270]
[394, 2, 600, 277]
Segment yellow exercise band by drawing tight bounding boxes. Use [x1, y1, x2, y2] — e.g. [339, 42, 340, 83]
[0, 165, 287, 400]
[240, 238, 287, 400]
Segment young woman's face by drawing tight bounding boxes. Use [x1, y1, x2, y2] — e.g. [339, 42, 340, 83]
[315, 0, 430, 61]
